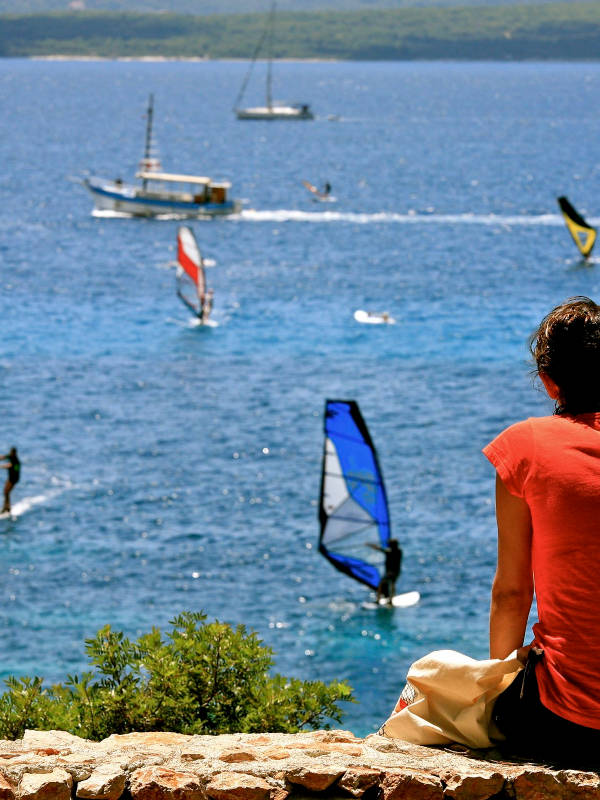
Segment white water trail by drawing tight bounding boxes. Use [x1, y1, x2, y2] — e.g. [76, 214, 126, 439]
[1, 490, 62, 520]
[238, 210, 568, 226]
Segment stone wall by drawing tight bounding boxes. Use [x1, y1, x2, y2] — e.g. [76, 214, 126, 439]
[0, 728, 597, 799]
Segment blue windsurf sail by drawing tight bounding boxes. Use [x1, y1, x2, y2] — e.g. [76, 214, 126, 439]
[319, 399, 391, 590]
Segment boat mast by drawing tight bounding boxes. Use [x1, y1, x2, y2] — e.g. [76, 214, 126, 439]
[266, 2, 276, 111]
[142, 94, 154, 190]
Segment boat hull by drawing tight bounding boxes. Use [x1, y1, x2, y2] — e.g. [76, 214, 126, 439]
[84, 178, 241, 218]
[236, 105, 313, 121]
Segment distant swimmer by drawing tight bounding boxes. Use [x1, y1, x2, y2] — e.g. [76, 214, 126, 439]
[367, 538, 403, 604]
[1, 447, 20, 514]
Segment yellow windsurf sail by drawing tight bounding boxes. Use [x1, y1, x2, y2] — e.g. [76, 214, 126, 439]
[558, 196, 597, 258]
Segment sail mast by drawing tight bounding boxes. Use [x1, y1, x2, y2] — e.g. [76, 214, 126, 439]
[142, 94, 154, 191]
[266, 2, 276, 110]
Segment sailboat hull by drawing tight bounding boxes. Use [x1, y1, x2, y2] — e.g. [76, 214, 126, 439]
[84, 177, 241, 218]
[236, 105, 314, 120]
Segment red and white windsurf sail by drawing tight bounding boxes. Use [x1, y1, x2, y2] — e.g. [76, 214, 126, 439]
[177, 226, 206, 297]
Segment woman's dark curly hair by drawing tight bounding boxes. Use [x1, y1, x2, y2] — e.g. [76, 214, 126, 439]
[530, 296, 600, 415]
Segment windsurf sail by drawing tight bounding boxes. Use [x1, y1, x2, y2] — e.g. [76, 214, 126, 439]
[558, 196, 597, 258]
[302, 180, 331, 199]
[176, 226, 206, 318]
[319, 399, 391, 590]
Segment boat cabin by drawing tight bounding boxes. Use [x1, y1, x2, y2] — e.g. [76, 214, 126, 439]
[135, 171, 232, 206]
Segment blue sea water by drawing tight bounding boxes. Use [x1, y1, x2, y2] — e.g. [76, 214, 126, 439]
[1, 58, 600, 736]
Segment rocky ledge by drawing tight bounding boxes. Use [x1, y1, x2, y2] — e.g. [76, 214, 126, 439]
[0, 729, 596, 799]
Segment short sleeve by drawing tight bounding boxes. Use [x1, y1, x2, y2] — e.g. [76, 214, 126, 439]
[482, 420, 534, 498]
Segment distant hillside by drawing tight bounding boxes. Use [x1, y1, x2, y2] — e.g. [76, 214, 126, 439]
[0, 0, 584, 12]
[2, 3, 600, 59]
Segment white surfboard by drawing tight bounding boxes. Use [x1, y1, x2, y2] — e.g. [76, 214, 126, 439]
[362, 591, 420, 610]
[354, 309, 396, 325]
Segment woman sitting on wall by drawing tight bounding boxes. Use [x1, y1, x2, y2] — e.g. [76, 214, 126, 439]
[484, 296, 600, 765]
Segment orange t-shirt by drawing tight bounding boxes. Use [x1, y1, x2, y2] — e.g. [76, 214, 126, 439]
[484, 413, 600, 729]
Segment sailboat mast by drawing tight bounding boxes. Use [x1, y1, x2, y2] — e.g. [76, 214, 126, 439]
[142, 94, 154, 190]
[266, 2, 276, 110]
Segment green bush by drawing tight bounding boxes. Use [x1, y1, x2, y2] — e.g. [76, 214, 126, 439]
[0, 612, 354, 741]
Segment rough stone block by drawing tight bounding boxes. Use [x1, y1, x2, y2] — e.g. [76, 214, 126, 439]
[338, 766, 382, 797]
[23, 729, 89, 750]
[557, 770, 600, 800]
[381, 770, 444, 800]
[441, 769, 505, 800]
[206, 772, 273, 800]
[513, 770, 565, 800]
[129, 766, 205, 799]
[261, 748, 291, 761]
[286, 765, 345, 792]
[19, 768, 73, 800]
[104, 732, 192, 750]
[180, 750, 206, 762]
[76, 764, 127, 799]
[0, 772, 15, 800]
[217, 749, 257, 763]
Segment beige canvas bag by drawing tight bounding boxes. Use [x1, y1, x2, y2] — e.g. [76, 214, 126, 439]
[380, 649, 524, 748]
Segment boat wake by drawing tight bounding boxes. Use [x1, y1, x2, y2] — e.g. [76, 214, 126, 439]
[92, 209, 213, 221]
[239, 210, 569, 226]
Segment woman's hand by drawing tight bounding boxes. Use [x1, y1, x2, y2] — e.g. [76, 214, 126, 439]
[516, 644, 532, 665]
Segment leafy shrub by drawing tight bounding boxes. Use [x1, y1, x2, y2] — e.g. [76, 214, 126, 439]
[0, 612, 354, 740]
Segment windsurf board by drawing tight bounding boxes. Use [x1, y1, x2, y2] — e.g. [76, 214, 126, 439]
[362, 591, 420, 610]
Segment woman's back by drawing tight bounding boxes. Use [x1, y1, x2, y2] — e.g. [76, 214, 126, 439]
[485, 412, 600, 728]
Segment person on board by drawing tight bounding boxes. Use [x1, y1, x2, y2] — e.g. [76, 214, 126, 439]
[200, 288, 214, 322]
[1, 447, 20, 514]
[484, 297, 600, 767]
[323, 182, 332, 196]
[368, 538, 402, 603]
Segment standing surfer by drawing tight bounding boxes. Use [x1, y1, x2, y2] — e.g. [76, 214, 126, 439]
[367, 539, 403, 603]
[1, 447, 20, 514]
[200, 288, 214, 322]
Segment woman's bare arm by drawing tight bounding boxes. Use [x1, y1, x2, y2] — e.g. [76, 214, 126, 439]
[489, 473, 534, 659]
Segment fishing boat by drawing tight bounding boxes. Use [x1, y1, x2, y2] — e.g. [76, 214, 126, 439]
[84, 95, 241, 218]
[319, 399, 419, 608]
[234, 3, 313, 121]
[174, 226, 214, 324]
[557, 196, 597, 259]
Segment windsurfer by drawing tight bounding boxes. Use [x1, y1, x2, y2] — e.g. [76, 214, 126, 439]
[323, 182, 331, 196]
[367, 539, 403, 603]
[1, 447, 20, 514]
[201, 288, 214, 321]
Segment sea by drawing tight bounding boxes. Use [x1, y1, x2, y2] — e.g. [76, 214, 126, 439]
[1, 58, 600, 737]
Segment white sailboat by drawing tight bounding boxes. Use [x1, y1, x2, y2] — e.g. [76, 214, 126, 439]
[234, 3, 313, 121]
[84, 95, 241, 218]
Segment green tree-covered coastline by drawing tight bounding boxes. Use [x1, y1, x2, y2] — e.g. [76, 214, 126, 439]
[2, 3, 600, 60]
